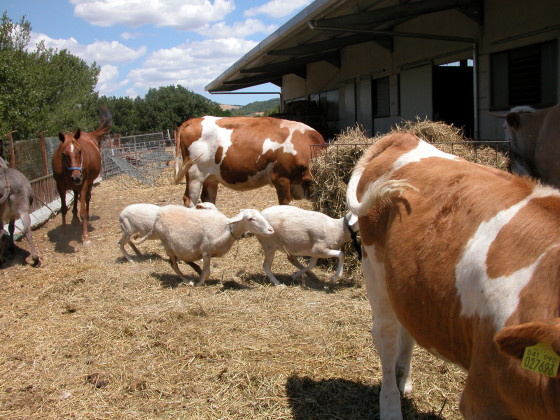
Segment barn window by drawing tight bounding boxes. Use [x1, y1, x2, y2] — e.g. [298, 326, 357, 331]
[491, 40, 558, 110]
[373, 76, 390, 117]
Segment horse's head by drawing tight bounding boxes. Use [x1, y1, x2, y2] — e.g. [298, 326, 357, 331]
[58, 129, 84, 185]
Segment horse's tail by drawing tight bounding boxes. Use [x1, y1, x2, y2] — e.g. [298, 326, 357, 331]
[173, 154, 202, 184]
[91, 106, 113, 144]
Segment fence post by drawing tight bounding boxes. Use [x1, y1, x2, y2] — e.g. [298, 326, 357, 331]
[39, 131, 49, 176]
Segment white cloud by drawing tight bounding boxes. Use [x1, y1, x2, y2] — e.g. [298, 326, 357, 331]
[126, 37, 257, 95]
[70, 0, 235, 31]
[244, 0, 312, 19]
[29, 33, 146, 65]
[121, 31, 142, 40]
[196, 19, 277, 39]
[96, 64, 130, 96]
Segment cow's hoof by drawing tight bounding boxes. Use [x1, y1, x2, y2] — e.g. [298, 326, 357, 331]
[83, 240, 92, 247]
[32, 257, 41, 267]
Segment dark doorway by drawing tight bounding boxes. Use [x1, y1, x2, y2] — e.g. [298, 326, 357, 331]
[433, 60, 474, 138]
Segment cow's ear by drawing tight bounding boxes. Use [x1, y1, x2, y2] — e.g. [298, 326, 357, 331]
[495, 321, 560, 363]
[58, 132, 65, 142]
[74, 128, 81, 140]
[506, 113, 521, 129]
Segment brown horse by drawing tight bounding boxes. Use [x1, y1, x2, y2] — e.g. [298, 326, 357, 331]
[52, 107, 111, 244]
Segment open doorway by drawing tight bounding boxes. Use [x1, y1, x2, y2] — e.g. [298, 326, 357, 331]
[433, 60, 474, 138]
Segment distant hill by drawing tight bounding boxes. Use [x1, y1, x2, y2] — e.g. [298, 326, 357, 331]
[229, 98, 280, 116]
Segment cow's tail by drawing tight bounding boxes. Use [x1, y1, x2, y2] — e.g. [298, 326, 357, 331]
[173, 154, 202, 184]
[174, 125, 182, 181]
[347, 169, 418, 217]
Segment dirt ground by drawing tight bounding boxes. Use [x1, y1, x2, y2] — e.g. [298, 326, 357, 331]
[0, 172, 465, 419]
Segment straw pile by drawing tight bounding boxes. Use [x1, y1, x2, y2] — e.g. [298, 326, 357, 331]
[310, 119, 511, 274]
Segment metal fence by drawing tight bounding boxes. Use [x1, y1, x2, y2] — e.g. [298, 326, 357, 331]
[100, 131, 175, 184]
[2, 131, 174, 213]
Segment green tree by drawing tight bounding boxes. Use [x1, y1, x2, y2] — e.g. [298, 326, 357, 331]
[0, 11, 100, 140]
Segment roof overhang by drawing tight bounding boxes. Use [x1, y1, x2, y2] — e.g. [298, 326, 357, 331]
[205, 0, 483, 93]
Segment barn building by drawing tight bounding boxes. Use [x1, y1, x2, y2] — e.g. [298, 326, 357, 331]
[206, 0, 559, 140]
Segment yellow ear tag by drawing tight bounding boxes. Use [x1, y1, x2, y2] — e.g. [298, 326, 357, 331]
[521, 342, 559, 378]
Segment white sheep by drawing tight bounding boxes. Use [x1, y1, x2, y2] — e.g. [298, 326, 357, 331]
[118, 203, 161, 262]
[134, 205, 274, 286]
[118, 201, 219, 263]
[255, 205, 359, 286]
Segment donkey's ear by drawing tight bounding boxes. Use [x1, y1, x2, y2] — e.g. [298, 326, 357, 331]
[58, 132, 65, 142]
[74, 128, 81, 140]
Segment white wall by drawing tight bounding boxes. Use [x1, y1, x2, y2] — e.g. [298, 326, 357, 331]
[400, 65, 433, 122]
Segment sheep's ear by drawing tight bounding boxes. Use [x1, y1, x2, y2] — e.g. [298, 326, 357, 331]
[228, 212, 244, 224]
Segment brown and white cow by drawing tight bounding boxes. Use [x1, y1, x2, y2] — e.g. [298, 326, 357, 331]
[346, 132, 560, 419]
[494, 104, 560, 189]
[174, 116, 326, 207]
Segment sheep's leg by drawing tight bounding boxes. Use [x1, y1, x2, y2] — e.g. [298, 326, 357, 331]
[186, 262, 202, 276]
[286, 255, 306, 270]
[193, 256, 211, 287]
[328, 249, 345, 283]
[127, 233, 143, 256]
[291, 257, 318, 279]
[262, 247, 283, 286]
[169, 254, 189, 282]
[118, 235, 137, 262]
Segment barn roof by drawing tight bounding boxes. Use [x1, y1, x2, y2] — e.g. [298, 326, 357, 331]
[205, 0, 483, 93]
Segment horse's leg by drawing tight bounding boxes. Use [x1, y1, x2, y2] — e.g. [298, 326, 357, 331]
[80, 183, 91, 244]
[71, 189, 80, 223]
[57, 184, 68, 226]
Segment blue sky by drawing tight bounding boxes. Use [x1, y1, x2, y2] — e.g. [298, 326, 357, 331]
[3, 0, 313, 105]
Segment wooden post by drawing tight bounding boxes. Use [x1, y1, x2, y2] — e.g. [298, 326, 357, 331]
[39, 131, 49, 176]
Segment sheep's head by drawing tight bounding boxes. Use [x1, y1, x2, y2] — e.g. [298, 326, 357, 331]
[229, 209, 274, 237]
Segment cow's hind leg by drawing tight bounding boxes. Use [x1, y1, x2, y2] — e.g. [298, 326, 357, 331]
[363, 251, 403, 420]
[396, 326, 414, 395]
[200, 180, 218, 203]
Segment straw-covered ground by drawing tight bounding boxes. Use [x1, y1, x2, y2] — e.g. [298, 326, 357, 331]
[0, 166, 466, 419]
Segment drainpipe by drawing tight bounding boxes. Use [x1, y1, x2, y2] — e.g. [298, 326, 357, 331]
[308, 22, 480, 138]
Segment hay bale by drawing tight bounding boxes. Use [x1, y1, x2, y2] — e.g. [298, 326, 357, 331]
[310, 120, 511, 276]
